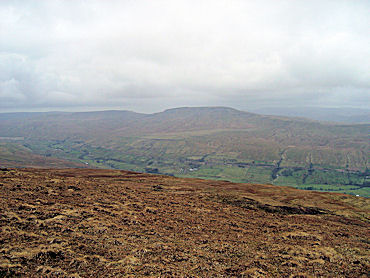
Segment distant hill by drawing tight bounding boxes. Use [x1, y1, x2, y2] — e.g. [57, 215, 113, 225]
[250, 107, 370, 123]
[0, 107, 369, 196]
[0, 142, 88, 169]
[0, 107, 264, 138]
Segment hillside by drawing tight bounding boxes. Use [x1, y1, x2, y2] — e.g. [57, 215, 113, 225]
[0, 107, 369, 196]
[0, 168, 369, 277]
[0, 142, 87, 169]
[251, 107, 370, 124]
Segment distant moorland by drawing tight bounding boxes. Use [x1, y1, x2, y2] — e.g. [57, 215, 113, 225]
[0, 107, 369, 196]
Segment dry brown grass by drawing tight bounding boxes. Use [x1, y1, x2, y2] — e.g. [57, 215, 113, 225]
[0, 168, 369, 277]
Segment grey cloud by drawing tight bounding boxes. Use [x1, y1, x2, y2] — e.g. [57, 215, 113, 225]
[0, 0, 369, 112]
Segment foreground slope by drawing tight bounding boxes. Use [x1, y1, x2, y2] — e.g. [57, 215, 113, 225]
[0, 168, 369, 277]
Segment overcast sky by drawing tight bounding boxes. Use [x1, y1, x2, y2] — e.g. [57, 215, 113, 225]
[0, 0, 369, 113]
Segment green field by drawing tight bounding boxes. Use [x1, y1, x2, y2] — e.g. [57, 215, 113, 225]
[10, 138, 368, 197]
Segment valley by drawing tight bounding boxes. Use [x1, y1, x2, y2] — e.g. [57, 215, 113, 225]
[0, 107, 369, 197]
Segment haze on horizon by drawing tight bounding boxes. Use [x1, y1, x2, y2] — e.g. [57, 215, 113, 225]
[0, 0, 369, 113]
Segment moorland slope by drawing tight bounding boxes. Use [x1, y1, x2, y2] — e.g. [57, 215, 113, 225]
[0, 168, 369, 277]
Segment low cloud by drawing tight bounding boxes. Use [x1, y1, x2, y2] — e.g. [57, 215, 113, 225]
[0, 0, 369, 112]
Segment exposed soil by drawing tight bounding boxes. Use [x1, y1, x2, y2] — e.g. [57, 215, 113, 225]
[0, 168, 369, 277]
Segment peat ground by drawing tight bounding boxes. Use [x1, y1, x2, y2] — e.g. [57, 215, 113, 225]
[0, 168, 369, 277]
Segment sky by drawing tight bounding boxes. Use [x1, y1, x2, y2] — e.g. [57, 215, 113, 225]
[0, 0, 369, 113]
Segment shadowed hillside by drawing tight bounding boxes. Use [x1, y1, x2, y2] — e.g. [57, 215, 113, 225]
[0, 142, 87, 169]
